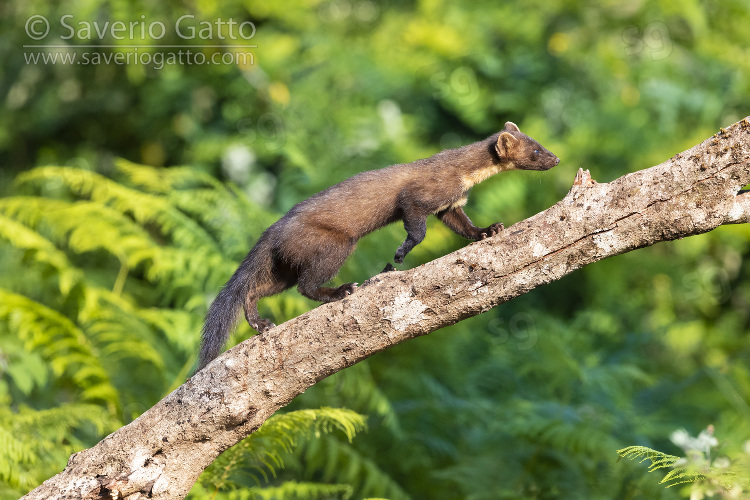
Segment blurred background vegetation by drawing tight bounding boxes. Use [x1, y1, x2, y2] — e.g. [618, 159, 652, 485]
[2, 0, 750, 498]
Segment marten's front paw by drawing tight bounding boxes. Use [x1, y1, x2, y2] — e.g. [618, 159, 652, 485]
[478, 222, 504, 240]
[334, 282, 358, 299]
[394, 252, 405, 264]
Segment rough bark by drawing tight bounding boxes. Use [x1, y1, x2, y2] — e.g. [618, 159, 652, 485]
[23, 116, 750, 499]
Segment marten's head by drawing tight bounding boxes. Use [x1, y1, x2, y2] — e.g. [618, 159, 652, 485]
[495, 122, 560, 171]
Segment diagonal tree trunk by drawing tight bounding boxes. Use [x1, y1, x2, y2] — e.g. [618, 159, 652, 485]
[23, 116, 750, 499]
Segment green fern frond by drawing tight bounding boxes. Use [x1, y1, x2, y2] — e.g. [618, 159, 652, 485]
[615, 445, 739, 489]
[617, 446, 681, 472]
[136, 307, 201, 355]
[262, 408, 367, 444]
[237, 481, 353, 499]
[0, 425, 32, 480]
[0, 289, 118, 405]
[201, 408, 367, 493]
[16, 166, 221, 253]
[11, 167, 243, 296]
[661, 466, 739, 490]
[301, 436, 410, 500]
[249, 407, 367, 471]
[0, 196, 68, 227]
[5, 166, 269, 296]
[116, 159, 225, 193]
[508, 401, 619, 458]
[70, 285, 199, 404]
[190, 480, 353, 500]
[0, 196, 155, 264]
[117, 159, 277, 258]
[658, 467, 704, 487]
[0, 196, 226, 304]
[0, 214, 82, 295]
[80, 288, 165, 366]
[8, 403, 115, 438]
[138, 246, 234, 303]
[317, 364, 401, 435]
[0, 339, 48, 396]
[0, 403, 118, 491]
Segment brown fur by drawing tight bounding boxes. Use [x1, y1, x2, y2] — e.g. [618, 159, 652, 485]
[196, 121, 559, 370]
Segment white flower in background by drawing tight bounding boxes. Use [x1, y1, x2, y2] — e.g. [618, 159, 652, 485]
[671, 425, 718, 454]
[222, 144, 256, 184]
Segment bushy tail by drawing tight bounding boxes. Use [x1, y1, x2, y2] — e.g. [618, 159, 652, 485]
[195, 236, 272, 372]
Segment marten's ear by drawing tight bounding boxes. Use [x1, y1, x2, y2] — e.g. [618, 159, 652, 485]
[496, 132, 519, 158]
[503, 121, 521, 133]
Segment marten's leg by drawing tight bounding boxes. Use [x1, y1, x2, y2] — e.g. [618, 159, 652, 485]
[244, 295, 276, 333]
[296, 237, 357, 303]
[438, 206, 503, 240]
[244, 261, 296, 333]
[394, 212, 427, 264]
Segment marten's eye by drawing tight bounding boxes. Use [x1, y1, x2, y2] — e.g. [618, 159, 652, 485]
[533, 149, 540, 154]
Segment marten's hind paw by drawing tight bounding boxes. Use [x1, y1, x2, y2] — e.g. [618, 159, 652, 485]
[334, 282, 358, 299]
[478, 222, 504, 240]
[253, 318, 276, 333]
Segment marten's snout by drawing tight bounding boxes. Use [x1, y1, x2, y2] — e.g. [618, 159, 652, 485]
[538, 153, 560, 171]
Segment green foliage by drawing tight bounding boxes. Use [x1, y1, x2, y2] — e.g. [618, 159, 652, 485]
[296, 436, 411, 500]
[619, 427, 750, 498]
[0, 161, 383, 497]
[0, 289, 119, 404]
[196, 408, 367, 499]
[190, 481, 353, 500]
[618, 446, 686, 484]
[0, 402, 117, 494]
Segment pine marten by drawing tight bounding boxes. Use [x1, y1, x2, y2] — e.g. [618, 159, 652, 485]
[196, 122, 559, 370]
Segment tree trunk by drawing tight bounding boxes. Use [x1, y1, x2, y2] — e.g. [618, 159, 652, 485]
[23, 116, 750, 499]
